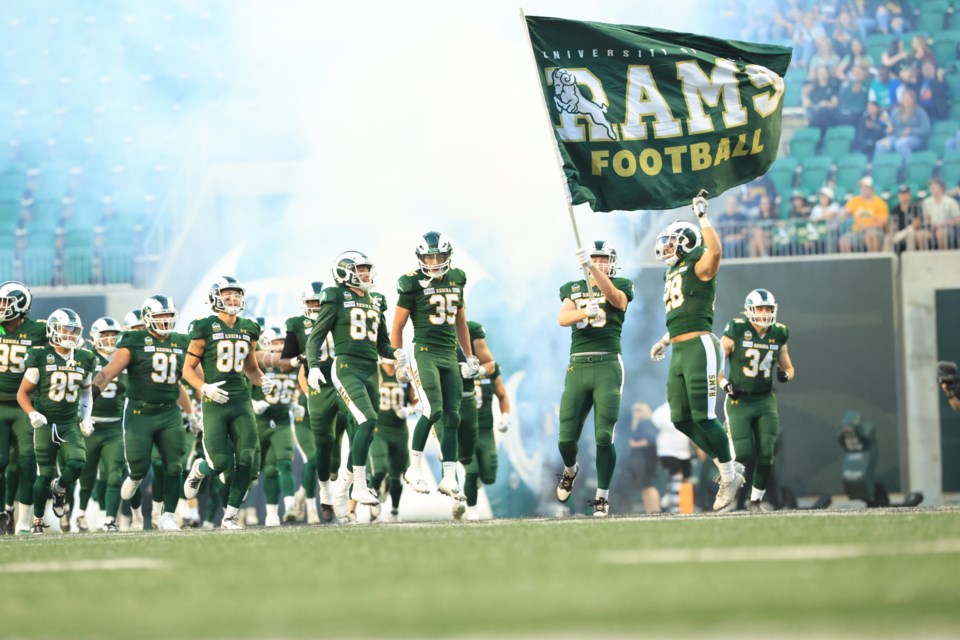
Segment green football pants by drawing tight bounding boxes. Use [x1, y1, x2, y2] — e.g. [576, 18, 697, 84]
[558, 354, 623, 491]
[437, 390, 477, 465]
[308, 385, 340, 482]
[0, 400, 35, 505]
[257, 416, 295, 504]
[78, 422, 124, 518]
[199, 399, 258, 510]
[33, 420, 85, 518]
[331, 355, 379, 469]
[123, 401, 187, 514]
[464, 427, 498, 507]
[409, 345, 462, 461]
[368, 423, 408, 510]
[725, 393, 780, 490]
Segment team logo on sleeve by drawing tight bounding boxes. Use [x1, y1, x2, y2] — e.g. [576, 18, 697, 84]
[744, 331, 752, 340]
[212, 322, 221, 332]
[46, 353, 55, 364]
[551, 68, 618, 141]
[144, 336, 154, 346]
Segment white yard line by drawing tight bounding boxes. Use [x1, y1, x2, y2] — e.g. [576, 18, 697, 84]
[600, 539, 960, 565]
[0, 558, 169, 573]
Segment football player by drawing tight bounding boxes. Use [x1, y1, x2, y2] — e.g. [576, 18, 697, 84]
[278, 282, 335, 523]
[306, 251, 394, 510]
[556, 241, 634, 517]
[253, 327, 299, 526]
[465, 321, 511, 521]
[75, 317, 127, 531]
[369, 358, 417, 522]
[182, 277, 275, 530]
[93, 295, 195, 531]
[17, 309, 96, 534]
[650, 194, 744, 512]
[0, 281, 46, 535]
[391, 231, 480, 501]
[720, 289, 795, 512]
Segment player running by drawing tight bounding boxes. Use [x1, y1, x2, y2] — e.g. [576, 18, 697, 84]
[650, 193, 744, 512]
[182, 277, 275, 530]
[17, 309, 96, 535]
[555, 241, 634, 517]
[0, 281, 46, 535]
[306, 251, 394, 509]
[391, 231, 480, 500]
[369, 359, 416, 522]
[720, 289, 795, 512]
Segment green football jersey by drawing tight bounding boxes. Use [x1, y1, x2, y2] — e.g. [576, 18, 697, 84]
[307, 286, 391, 364]
[92, 350, 126, 419]
[396, 267, 467, 351]
[559, 277, 635, 355]
[0, 318, 47, 402]
[377, 363, 408, 429]
[723, 318, 790, 395]
[253, 366, 298, 422]
[475, 363, 501, 418]
[190, 315, 261, 401]
[25, 345, 97, 423]
[285, 314, 334, 388]
[117, 330, 190, 404]
[663, 246, 717, 337]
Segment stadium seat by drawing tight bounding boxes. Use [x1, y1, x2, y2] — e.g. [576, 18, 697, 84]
[766, 157, 798, 199]
[63, 229, 95, 250]
[21, 246, 55, 287]
[940, 150, 960, 188]
[904, 150, 939, 193]
[822, 125, 856, 158]
[918, 11, 947, 35]
[933, 30, 960, 67]
[62, 247, 93, 285]
[834, 153, 869, 199]
[0, 250, 14, 281]
[928, 120, 960, 158]
[790, 127, 821, 160]
[867, 32, 896, 62]
[783, 71, 804, 108]
[871, 153, 902, 190]
[946, 73, 960, 101]
[101, 247, 133, 284]
[799, 156, 833, 194]
[0, 198, 22, 228]
[26, 199, 63, 232]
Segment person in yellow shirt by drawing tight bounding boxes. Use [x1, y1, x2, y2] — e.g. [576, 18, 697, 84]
[840, 176, 889, 252]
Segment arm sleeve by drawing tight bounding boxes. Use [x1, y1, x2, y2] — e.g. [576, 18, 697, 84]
[79, 375, 93, 420]
[306, 303, 337, 368]
[24, 367, 40, 384]
[281, 331, 302, 360]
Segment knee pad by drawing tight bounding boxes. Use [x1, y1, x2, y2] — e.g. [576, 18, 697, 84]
[165, 462, 184, 478]
[558, 440, 578, 458]
[427, 410, 443, 426]
[106, 467, 124, 487]
[237, 447, 257, 468]
[480, 471, 496, 485]
[208, 453, 231, 474]
[443, 412, 460, 431]
[595, 433, 614, 448]
[276, 459, 292, 475]
[65, 459, 85, 477]
[263, 467, 279, 479]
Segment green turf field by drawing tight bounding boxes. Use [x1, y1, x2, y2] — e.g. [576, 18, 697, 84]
[2, 509, 959, 638]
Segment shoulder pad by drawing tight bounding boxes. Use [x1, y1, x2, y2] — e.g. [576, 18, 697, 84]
[284, 316, 300, 332]
[320, 288, 340, 303]
[397, 275, 419, 294]
[733, 318, 746, 324]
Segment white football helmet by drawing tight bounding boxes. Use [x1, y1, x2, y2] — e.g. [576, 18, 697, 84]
[301, 282, 324, 320]
[744, 289, 777, 328]
[654, 221, 702, 267]
[416, 231, 452, 278]
[90, 317, 122, 354]
[588, 240, 619, 276]
[209, 276, 245, 316]
[0, 281, 32, 322]
[47, 308, 84, 349]
[122, 309, 146, 332]
[142, 295, 178, 336]
[332, 251, 376, 291]
[259, 326, 284, 352]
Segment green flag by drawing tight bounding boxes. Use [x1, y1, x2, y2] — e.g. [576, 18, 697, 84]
[525, 15, 792, 212]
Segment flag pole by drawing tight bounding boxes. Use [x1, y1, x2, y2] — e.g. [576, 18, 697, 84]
[519, 8, 595, 297]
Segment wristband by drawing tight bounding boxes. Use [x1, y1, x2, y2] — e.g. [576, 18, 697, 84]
[699, 215, 712, 228]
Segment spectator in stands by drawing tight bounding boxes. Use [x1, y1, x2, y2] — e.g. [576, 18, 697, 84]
[803, 65, 841, 135]
[917, 60, 948, 122]
[808, 37, 841, 81]
[750, 194, 777, 257]
[923, 177, 960, 250]
[789, 189, 813, 219]
[837, 64, 871, 125]
[876, 2, 908, 36]
[836, 38, 874, 80]
[910, 35, 936, 70]
[854, 98, 890, 155]
[889, 64, 918, 106]
[868, 65, 894, 109]
[885, 184, 930, 252]
[794, 11, 828, 67]
[773, 0, 803, 44]
[849, 1, 879, 43]
[737, 174, 777, 217]
[719, 195, 750, 258]
[874, 87, 930, 167]
[811, 185, 840, 221]
[840, 175, 889, 252]
[881, 38, 909, 73]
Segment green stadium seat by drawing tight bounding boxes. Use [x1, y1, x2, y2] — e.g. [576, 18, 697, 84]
[928, 120, 960, 158]
[933, 30, 960, 67]
[101, 247, 133, 284]
[0, 198, 22, 228]
[822, 125, 856, 158]
[945, 73, 960, 100]
[834, 153, 869, 199]
[919, 12, 947, 35]
[871, 153, 902, 191]
[783, 76, 803, 108]
[62, 198, 103, 232]
[952, 102, 960, 121]
[63, 229, 95, 249]
[901, 32, 923, 55]
[62, 247, 92, 285]
[799, 156, 833, 194]
[0, 232, 16, 250]
[21, 247, 55, 287]
[0, 249, 14, 281]
[26, 199, 63, 232]
[790, 127, 821, 160]
[940, 150, 960, 188]
[904, 150, 939, 193]
[867, 32, 896, 63]
[766, 157, 798, 199]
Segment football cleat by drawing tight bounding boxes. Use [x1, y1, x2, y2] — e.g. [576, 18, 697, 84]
[342, 512, 358, 525]
[386, 509, 401, 523]
[244, 508, 259, 526]
[221, 515, 242, 530]
[183, 459, 205, 499]
[130, 509, 144, 531]
[75, 514, 88, 533]
[158, 513, 181, 532]
[712, 461, 746, 484]
[437, 476, 464, 501]
[102, 519, 119, 532]
[403, 467, 430, 494]
[283, 509, 298, 524]
[60, 505, 71, 532]
[451, 500, 466, 521]
[50, 479, 67, 518]
[201, 521, 214, 530]
[714, 473, 746, 512]
[748, 500, 764, 513]
[320, 504, 334, 523]
[264, 512, 281, 527]
[352, 484, 379, 507]
[466, 508, 480, 522]
[1, 509, 14, 534]
[592, 497, 610, 517]
[31, 518, 46, 535]
[120, 476, 142, 501]
[306, 507, 321, 525]
[556, 464, 579, 503]
[369, 501, 381, 522]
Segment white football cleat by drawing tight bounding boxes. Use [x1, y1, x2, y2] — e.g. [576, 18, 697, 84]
[386, 509, 401, 523]
[75, 514, 88, 532]
[183, 459, 205, 499]
[158, 512, 181, 532]
[465, 507, 480, 522]
[369, 501, 381, 522]
[403, 467, 430, 494]
[293, 486, 306, 520]
[451, 500, 466, 521]
[332, 476, 351, 518]
[437, 476, 464, 501]
[713, 473, 746, 512]
[592, 497, 610, 517]
[201, 521, 214, 530]
[221, 515, 242, 530]
[352, 484, 379, 506]
[306, 506, 320, 525]
[342, 512, 358, 525]
[120, 476, 142, 501]
[130, 509, 144, 531]
[264, 513, 281, 527]
[556, 464, 579, 503]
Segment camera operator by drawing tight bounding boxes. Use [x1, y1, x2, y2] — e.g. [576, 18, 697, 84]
[938, 361, 960, 411]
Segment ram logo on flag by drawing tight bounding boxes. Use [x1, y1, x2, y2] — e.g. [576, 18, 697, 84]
[525, 15, 793, 212]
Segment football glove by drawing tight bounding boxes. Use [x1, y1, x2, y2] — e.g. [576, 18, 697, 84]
[777, 369, 791, 383]
[692, 193, 709, 219]
[259, 377, 277, 396]
[459, 362, 474, 379]
[463, 355, 481, 379]
[396, 405, 415, 419]
[291, 403, 305, 420]
[584, 298, 600, 319]
[186, 413, 203, 434]
[722, 381, 743, 400]
[575, 246, 593, 269]
[396, 365, 412, 383]
[650, 337, 670, 362]
[307, 367, 326, 392]
[201, 381, 230, 404]
[29, 411, 47, 429]
[394, 349, 409, 369]
[252, 400, 270, 416]
[79, 419, 95, 437]
[497, 412, 512, 433]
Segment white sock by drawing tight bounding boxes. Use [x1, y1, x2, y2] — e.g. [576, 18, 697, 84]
[596, 488, 609, 500]
[295, 485, 305, 499]
[265, 504, 279, 519]
[751, 487, 765, 502]
[564, 464, 578, 476]
[76, 508, 85, 518]
[441, 461, 457, 481]
[161, 511, 175, 519]
[151, 500, 163, 516]
[17, 502, 33, 530]
[353, 466, 367, 488]
[318, 480, 332, 504]
[283, 495, 295, 512]
[410, 450, 423, 471]
[104, 515, 116, 523]
[306, 500, 318, 514]
[715, 459, 735, 482]
[176, 498, 189, 514]
[223, 505, 239, 520]
[188, 506, 200, 520]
